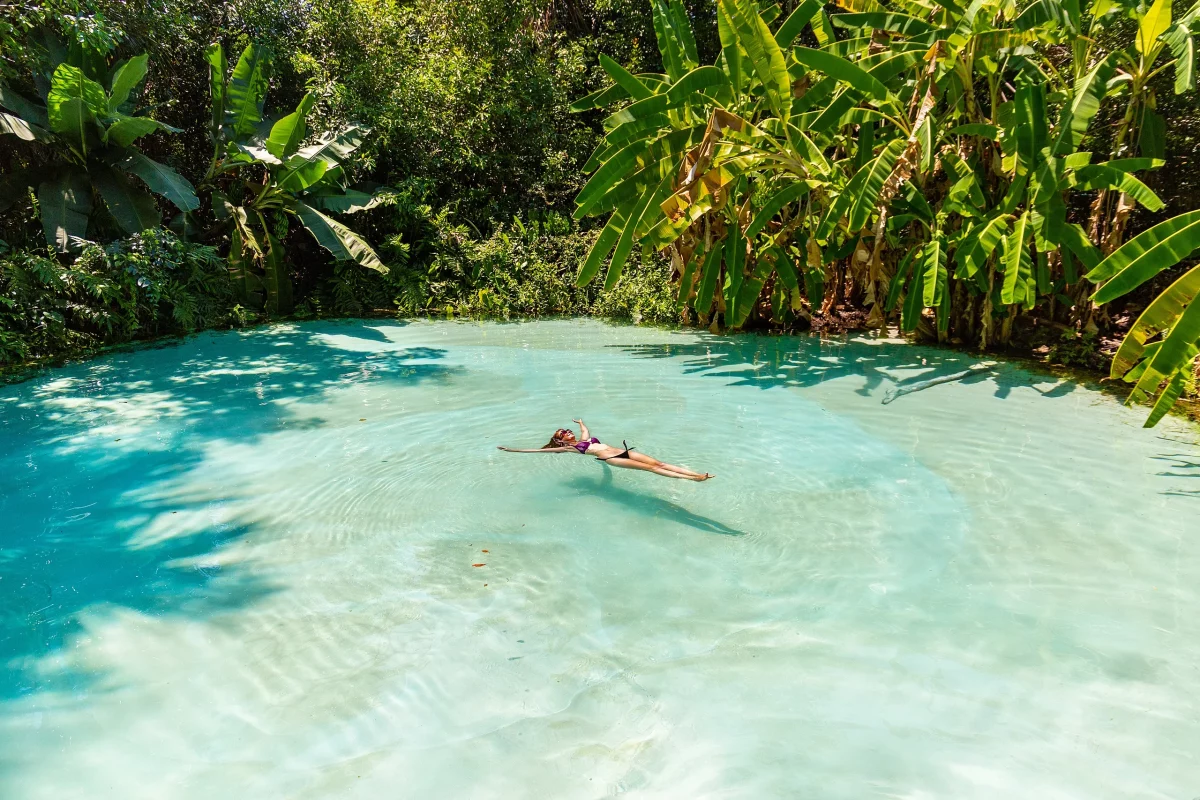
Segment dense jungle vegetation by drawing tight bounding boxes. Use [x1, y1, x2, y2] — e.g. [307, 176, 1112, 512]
[2, 0, 1200, 423]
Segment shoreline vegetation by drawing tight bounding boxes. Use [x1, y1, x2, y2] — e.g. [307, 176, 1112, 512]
[3, 0, 1200, 426]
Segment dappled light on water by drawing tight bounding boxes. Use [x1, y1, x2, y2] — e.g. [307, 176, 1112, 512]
[1, 320, 1197, 798]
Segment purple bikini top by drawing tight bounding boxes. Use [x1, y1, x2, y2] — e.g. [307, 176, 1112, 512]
[573, 437, 599, 454]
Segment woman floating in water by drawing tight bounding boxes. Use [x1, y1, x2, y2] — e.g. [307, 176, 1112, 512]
[499, 419, 713, 481]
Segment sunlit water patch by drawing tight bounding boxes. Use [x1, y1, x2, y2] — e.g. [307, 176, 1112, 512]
[1, 319, 1197, 798]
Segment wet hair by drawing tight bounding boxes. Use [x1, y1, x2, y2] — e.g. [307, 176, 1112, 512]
[544, 428, 575, 448]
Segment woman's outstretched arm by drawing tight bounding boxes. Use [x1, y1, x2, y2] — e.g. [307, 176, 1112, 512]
[497, 446, 574, 453]
[573, 418, 590, 439]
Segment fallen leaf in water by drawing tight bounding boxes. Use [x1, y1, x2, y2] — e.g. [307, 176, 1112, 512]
[472, 563, 485, 567]
[482, 549, 489, 553]
[359, 418, 366, 421]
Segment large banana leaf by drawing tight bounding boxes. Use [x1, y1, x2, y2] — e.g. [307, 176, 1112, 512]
[292, 200, 387, 273]
[0, 111, 51, 141]
[111, 149, 199, 212]
[955, 213, 1010, 278]
[922, 233, 946, 308]
[1110, 264, 1200, 378]
[0, 86, 49, 128]
[225, 44, 270, 138]
[1144, 369, 1190, 427]
[266, 93, 315, 160]
[107, 54, 148, 112]
[745, 182, 815, 239]
[598, 55, 654, 101]
[1137, 0, 1173, 53]
[1073, 164, 1164, 211]
[1001, 213, 1032, 306]
[38, 169, 93, 252]
[1130, 292, 1200, 405]
[1089, 210, 1200, 301]
[93, 164, 160, 235]
[719, 0, 792, 120]
[205, 43, 227, 139]
[792, 47, 890, 102]
[847, 138, 906, 231]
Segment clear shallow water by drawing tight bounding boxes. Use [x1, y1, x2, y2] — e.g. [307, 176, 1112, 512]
[1, 319, 1198, 799]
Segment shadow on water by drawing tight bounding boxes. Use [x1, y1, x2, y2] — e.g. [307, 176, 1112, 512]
[565, 468, 745, 537]
[0, 321, 458, 701]
[611, 336, 1078, 401]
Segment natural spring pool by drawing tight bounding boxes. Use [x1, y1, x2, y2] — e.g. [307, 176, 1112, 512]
[0, 319, 1197, 798]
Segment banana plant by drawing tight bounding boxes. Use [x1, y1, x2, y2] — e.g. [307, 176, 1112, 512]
[1087, 211, 1200, 426]
[0, 37, 197, 252]
[199, 43, 386, 314]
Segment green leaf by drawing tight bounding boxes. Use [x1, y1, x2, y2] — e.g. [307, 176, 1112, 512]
[1089, 210, 1200, 300]
[1165, 24, 1196, 93]
[724, 223, 747, 320]
[599, 55, 654, 101]
[922, 234, 946, 307]
[830, 12, 935, 35]
[1073, 164, 1165, 211]
[289, 125, 365, 166]
[292, 200, 387, 273]
[695, 240, 724, 316]
[107, 54, 148, 112]
[901, 258, 924, 331]
[205, 43, 227, 140]
[1110, 264, 1200, 378]
[1001, 214, 1032, 306]
[0, 85, 49, 128]
[110, 149, 200, 212]
[847, 138, 906, 231]
[1132, 294, 1200, 404]
[225, 44, 270, 138]
[956, 213, 1010, 278]
[262, 228, 293, 315]
[775, 0, 821, 46]
[570, 83, 629, 112]
[666, 66, 731, 102]
[732, 255, 773, 326]
[606, 179, 670, 290]
[0, 111, 52, 141]
[1140, 110, 1167, 159]
[266, 93, 315, 160]
[1061, 223, 1102, 270]
[720, 0, 793, 120]
[574, 136, 660, 219]
[885, 248, 917, 313]
[1137, 0, 1173, 53]
[577, 217, 623, 286]
[1053, 52, 1120, 153]
[792, 46, 889, 102]
[104, 115, 166, 147]
[1144, 369, 1189, 427]
[305, 189, 383, 214]
[92, 164, 160, 235]
[38, 169, 93, 252]
[745, 181, 814, 239]
[49, 63, 107, 117]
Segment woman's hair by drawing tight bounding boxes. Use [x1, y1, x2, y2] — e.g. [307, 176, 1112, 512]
[543, 428, 574, 448]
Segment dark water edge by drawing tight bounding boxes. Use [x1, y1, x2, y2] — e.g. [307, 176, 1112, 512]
[3, 311, 1197, 427]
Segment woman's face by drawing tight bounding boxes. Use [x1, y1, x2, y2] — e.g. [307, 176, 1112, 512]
[558, 429, 576, 443]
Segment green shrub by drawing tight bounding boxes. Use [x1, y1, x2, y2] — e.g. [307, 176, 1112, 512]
[0, 229, 240, 365]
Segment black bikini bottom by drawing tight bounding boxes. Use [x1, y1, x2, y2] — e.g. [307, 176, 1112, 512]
[598, 440, 634, 460]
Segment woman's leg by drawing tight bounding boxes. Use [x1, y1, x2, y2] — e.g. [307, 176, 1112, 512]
[627, 451, 710, 479]
[605, 457, 709, 481]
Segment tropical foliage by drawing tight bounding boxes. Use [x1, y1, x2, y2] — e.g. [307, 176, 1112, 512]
[0, 27, 197, 251]
[572, 0, 1200, 424]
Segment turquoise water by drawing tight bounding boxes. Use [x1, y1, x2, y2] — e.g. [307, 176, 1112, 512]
[1, 319, 1198, 798]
